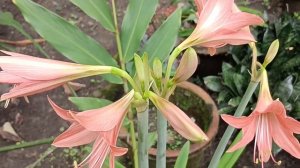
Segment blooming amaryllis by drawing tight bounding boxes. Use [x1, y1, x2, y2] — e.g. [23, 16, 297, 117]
[0, 51, 112, 101]
[178, 0, 264, 55]
[48, 90, 135, 168]
[221, 70, 300, 167]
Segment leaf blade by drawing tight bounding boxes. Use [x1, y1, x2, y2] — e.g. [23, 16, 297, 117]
[70, 0, 115, 32]
[13, 0, 117, 67]
[142, 8, 182, 63]
[174, 141, 190, 168]
[121, 0, 158, 62]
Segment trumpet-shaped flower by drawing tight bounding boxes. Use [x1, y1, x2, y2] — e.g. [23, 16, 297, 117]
[0, 51, 112, 101]
[221, 70, 300, 167]
[178, 0, 264, 55]
[149, 91, 208, 142]
[48, 90, 134, 168]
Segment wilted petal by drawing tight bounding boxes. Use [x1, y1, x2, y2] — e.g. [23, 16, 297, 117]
[72, 90, 134, 131]
[53, 123, 98, 147]
[149, 92, 208, 142]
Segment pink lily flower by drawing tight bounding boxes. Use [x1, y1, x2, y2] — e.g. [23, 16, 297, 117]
[178, 0, 264, 55]
[0, 51, 112, 101]
[221, 70, 300, 167]
[48, 90, 135, 168]
[149, 91, 208, 142]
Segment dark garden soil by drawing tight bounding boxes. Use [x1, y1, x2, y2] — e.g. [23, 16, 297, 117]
[0, 0, 300, 168]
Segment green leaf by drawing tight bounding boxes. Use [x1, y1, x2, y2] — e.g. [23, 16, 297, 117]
[147, 132, 158, 149]
[69, 97, 112, 111]
[121, 0, 158, 62]
[203, 76, 223, 92]
[70, 0, 115, 32]
[14, 0, 122, 83]
[103, 158, 125, 168]
[174, 141, 190, 168]
[273, 76, 294, 102]
[228, 97, 242, 107]
[218, 131, 244, 168]
[0, 11, 48, 57]
[217, 90, 232, 104]
[142, 8, 182, 63]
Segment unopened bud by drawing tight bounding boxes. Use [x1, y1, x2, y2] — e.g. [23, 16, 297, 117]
[173, 47, 198, 83]
[152, 58, 162, 79]
[263, 39, 279, 67]
[134, 54, 145, 83]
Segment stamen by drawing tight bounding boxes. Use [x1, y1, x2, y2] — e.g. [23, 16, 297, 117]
[253, 115, 261, 163]
[24, 96, 30, 103]
[4, 99, 10, 108]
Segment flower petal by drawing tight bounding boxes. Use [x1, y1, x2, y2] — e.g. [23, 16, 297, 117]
[194, 0, 205, 15]
[221, 114, 255, 128]
[149, 92, 208, 142]
[270, 113, 300, 159]
[48, 97, 76, 121]
[197, 0, 234, 32]
[227, 117, 257, 152]
[173, 48, 198, 83]
[284, 117, 300, 134]
[0, 72, 30, 83]
[52, 123, 98, 147]
[72, 90, 134, 131]
[85, 137, 110, 168]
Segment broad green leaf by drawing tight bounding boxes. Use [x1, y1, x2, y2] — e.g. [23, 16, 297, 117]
[218, 131, 244, 168]
[203, 76, 223, 92]
[0, 12, 48, 57]
[142, 8, 182, 63]
[228, 97, 242, 107]
[273, 76, 293, 102]
[147, 132, 158, 149]
[121, 0, 158, 62]
[13, 0, 115, 65]
[69, 97, 112, 111]
[70, 0, 115, 32]
[174, 141, 190, 168]
[14, 0, 122, 83]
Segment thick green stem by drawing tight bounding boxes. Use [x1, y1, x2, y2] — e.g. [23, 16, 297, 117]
[156, 110, 167, 168]
[208, 81, 258, 168]
[0, 137, 54, 153]
[137, 106, 149, 168]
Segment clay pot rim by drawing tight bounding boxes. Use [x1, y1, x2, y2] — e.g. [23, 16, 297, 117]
[148, 81, 219, 158]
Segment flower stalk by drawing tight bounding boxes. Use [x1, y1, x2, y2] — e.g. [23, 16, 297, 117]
[137, 105, 149, 168]
[156, 110, 167, 168]
[208, 81, 259, 168]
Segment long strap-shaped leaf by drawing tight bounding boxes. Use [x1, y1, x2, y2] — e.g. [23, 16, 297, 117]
[70, 0, 115, 32]
[121, 0, 158, 62]
[13, 0, 117, 67]
[142, 8, 182, 64]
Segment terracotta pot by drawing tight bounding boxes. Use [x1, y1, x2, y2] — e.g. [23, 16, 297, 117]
[148, 81, 219, 168]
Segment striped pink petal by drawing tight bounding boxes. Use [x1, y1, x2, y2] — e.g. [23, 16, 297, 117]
[71, 90, 134, 132]
[149, 91, 208, 142]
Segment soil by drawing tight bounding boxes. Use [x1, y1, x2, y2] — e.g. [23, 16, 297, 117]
[0, 0, 300, 168]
